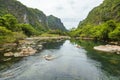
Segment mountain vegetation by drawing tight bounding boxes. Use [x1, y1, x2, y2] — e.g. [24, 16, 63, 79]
[0, 14, 39, 43]
[70, 0, 120, 42]
[0, 0, 66, 32]
[0, 0, 67, 43]
[47, 15, 67, 31]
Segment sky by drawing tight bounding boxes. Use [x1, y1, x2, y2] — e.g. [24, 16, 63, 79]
[17, 0, 103, 29]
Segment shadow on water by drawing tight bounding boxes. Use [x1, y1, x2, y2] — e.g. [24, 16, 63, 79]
[42, 40, 65, 49]
[0, 40, 120, 80]
[0, 53, 22, 72]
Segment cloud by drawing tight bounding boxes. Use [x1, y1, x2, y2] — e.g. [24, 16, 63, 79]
[17, 0, 103, 29]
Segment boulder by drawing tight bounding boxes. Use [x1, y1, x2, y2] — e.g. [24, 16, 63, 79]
[14, 47, 37, 57]
[94, 45, 120, 54]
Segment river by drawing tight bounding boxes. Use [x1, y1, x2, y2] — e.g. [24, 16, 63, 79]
[0, 40, 120, 80]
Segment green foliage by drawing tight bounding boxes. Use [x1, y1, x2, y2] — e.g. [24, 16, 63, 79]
[47, 15, 67, 31]
[69, 28, 82, 37]
[74, 0, 120, 42]
[0, 0, 67, 44]
[27, 8, 48, 31]
[0, 14, 21, 32]
[109, 25, 120, 41]
[90, 20, 118, 41]
[0, 26, 15, 43]
[40, 33, 59, 37]
[0, 0, 49, 31]
[0, 0, 67, 32]
[0, 14, 41, 43]
[0, 26, 12, 36]
[78, 0, 120, 28]
[20, 24, 40, 36]
[72, 19, 120, 41]
[13, 32, 26, 40]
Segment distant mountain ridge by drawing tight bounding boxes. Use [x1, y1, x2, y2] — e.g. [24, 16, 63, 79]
[0, 0, 67, 32]
[47, 15, 67, 31]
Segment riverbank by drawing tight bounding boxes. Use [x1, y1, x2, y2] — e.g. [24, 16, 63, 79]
[94, 45, 120, 54]
[0, 36, 70, 59]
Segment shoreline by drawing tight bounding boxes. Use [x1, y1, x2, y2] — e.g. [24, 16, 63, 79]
[0, 36, 70, 58]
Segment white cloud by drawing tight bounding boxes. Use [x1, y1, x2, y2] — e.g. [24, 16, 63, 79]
[17, 0, 103, 29]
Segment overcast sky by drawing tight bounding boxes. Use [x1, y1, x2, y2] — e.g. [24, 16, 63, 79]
[17, 0, 103, 29]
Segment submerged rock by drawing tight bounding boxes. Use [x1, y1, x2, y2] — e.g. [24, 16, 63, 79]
[43, 55, 55, 61]
[76, 45, 81, 48]
[94, 45, 120, 54]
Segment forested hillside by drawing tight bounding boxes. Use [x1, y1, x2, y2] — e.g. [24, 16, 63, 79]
[70, 0, 120, 42]
[0, 0, 48, 32]
[0, 14, 40, 43]
[0, 0, 66, 31]
[0, 0, 67, 43]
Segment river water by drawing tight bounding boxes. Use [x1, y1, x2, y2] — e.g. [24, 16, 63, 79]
[0, 40, 120, 80]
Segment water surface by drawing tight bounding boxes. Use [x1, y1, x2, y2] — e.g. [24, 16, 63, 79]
[0, 40, 120, 80]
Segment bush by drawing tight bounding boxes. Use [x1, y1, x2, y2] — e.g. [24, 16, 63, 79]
[13, 32, 26, 40]
[0, 26, 15, 43]
[20, 24, 39, 36]
[0, 26, 12, 36]
[48, 30, 66, 36]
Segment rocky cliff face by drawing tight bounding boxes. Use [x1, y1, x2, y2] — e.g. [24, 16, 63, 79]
[0, 0, 67, 31]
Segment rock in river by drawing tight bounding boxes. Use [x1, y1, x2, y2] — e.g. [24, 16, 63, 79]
[94, 45, 120, 54]
[4, 47, 37, 57]
[14, 47, 37, 57]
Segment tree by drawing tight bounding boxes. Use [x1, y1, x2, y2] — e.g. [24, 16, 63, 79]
[0, 26, 14, 43]
[0, 14, 21, 31]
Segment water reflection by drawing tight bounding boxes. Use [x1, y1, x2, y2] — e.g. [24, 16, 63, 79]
[71, 39, 120, 78]
[0, 40, 120, 80]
